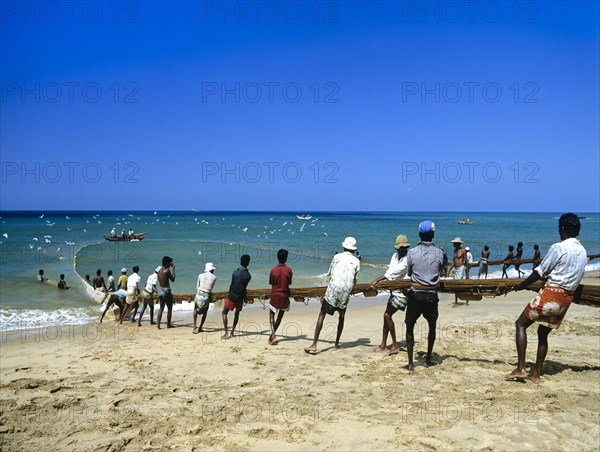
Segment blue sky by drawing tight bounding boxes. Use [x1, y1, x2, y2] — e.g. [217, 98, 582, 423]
[1, 0, 598, 212]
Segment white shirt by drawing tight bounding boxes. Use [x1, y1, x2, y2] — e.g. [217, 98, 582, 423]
[466, 251, 473, 263]
[384, 253, 408, 296]
[535, 237, 587, 291]
[324, 251, 360, 308]
[144, 273, 158, 293]
[196, 271, 217, 293]
[127, 272, 142, 292]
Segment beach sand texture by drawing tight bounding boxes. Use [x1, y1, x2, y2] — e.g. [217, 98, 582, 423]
[1, 276, 599, 451]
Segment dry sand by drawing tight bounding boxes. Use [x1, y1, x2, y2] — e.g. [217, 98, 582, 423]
[1, 275, 599, 451]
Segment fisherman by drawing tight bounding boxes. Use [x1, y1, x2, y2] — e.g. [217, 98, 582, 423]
[93, 269, 107, 292]
[502, 245, 515, 278]
[120, 229, 126, 238]
[448, 237, 467, 305]
[118, 268, 128, 290]
[193, 262, 217, 334]
[222, 255, 251, 339]
[138, 266, 159, 326]
[370, 234, 410, 355]
[107, 270, 115, 292]
[514, 241, 525, 278]
[505, 213, 587, 384]
[304, 237, 360, 354]
[268, 249, 293, 345]
[156, 256, 176, 329]
[100, 289, 127, 323]
[57, 274, 69, 290]
[478, 245, 490, 279]
[37, 269, 48, 282]
[465, 246, 473, 279]
[404, 220, 444, 373]
[120, 266, 141, 324]
[532, 244, 541, 270]
[110, 227, 116, 238]
[85, 275, 92, 286]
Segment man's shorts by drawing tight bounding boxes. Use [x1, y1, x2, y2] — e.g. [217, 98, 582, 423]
[405, 291, 439, 325]
[159, 288, 173, 306]
[142, 290, 154, 304]
[524, 285, 573, 329]
[388, 293, 408, 311]
[452, 265, 465, 279]
[126, 289, 139, 305]
[224, 298, 243, 312]
[479, 260, 488, 273]
[194, 291, 212, 313]
[321, 300, 345, 316]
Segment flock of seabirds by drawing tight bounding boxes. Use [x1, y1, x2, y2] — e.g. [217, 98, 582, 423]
[37, 212, 589, 383]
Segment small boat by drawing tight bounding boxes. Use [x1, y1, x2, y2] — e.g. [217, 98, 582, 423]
[296, 215, 312, 220]
[459, 219, 475, 225]
[104, 232, 148, 241]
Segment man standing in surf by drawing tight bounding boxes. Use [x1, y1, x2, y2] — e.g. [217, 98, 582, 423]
[506, 213, 587, 384]
[222, 255, 251, 339]
[405, 221, 444, 373]
[304, 237, 360, 354]
[156, 256, 176, 329]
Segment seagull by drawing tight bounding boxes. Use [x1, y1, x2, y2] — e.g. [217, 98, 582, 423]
[65, 216, 70, 220]
[2, 233, 7, 239]
[198, 251, 202, 255]
[39, 214, 44, 218]
[44, 235, 51, 238]
[32, 237, 38, 241]
[324, 232, 328, 236]
[242, 227, 248, 232]
[83, 229, 87, 232]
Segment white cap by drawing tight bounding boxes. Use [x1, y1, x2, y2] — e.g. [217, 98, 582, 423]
[465, 247, 470, 251]
[121, 268, 127, 273]
[204, 262, 216, 272]
[342, 237, 357, 251]
[155, 266, 162, 273]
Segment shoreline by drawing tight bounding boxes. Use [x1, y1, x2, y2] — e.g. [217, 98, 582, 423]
[1, 276, 599, 450]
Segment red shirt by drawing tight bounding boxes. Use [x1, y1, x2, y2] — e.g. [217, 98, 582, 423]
[269, 263, 293, 309]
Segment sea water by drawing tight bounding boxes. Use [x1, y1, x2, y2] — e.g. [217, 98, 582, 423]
[0, 211, 598, 329]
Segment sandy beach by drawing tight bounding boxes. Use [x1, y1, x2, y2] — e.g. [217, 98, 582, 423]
[1, 275, 599, 451]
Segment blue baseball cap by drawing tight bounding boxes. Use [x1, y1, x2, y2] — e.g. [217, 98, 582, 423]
[419, 220, 435, 233]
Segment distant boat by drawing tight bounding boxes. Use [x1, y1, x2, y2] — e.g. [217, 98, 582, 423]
[104, 232, 148, 242]
[297, 215, 312, 220]
[578, 216, 588, 220]
[459, 219, 475, 225]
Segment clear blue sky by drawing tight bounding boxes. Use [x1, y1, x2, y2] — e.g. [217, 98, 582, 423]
[1, 1, 598, 212]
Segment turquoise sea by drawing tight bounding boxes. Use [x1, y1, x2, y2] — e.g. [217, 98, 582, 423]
[0, 211, 598, 329]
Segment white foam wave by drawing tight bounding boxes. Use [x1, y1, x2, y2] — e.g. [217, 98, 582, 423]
[0, 307, 97, 331]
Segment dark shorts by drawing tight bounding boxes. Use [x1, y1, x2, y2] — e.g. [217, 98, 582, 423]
[159, 289, 173, 307]
[321, 300, 345, 316]
[224, 298, 243, 312]
[405, 291, 439, 325]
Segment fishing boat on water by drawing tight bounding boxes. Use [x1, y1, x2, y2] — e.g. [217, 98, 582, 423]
[296, 215, 312, 220]
[104, 232, 149, 241]
[459, 218, 475, 225]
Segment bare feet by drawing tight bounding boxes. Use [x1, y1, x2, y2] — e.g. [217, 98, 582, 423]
[526, 373, 541, 384]
[404, 364, 414, 374]
[166, 324, 174, 329]
[506, 369, 528, 380]
[150, 321, 156, 325]
[304, 345, 317, 354]
[157, 324, 161, 329]
[333, 345, 342, 351]
[373, 345, 387, 353]
[222, 333, 232, 340]
[193, 328, 199, 334]
[424, 360, 433, 368]
[137, 323, 141, 327]
[268, 337, 279, 345]
[387, 347, 399, 356]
